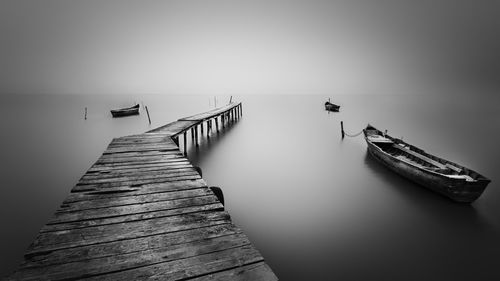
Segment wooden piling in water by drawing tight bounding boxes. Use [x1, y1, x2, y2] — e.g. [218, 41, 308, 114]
[195, 125, 199, 146]
[341, 121, 345, 139]
[206, 121, 210, 138]
[183, 131, 187, 155]
[84, 107, 87, 120]
[145, 106, 152, 125]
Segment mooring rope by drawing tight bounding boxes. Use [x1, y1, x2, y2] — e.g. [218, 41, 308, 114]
[344, 129, 364, 137]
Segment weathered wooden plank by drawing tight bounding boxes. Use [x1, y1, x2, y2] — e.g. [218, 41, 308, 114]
[58, 188, 212, 212]
[12, 234, 252, 281]
[113, 133, 172, 140]
[71, 174, 202, 192]
[178, 103, 240, 122]
[88, 158, 189, 170]
[86, 161, 191, 173]
[28, 211, 231, 255]
[77, 168, 199, 185]
[94, 154, 184, 165]
[100, 150, 181, 159]
[41, 203, 224, 232]
[108, 137, 175, 143]
[64, 179, 207, 203]
[188, 262, 278, 281]
[50, 195, 220, 224]
[24, 224, 242, 268]
[103, 145, 179, 155]
[81, 165, 194, 180]
[83, 244, 262, 281]
[147, 120, 199, 135]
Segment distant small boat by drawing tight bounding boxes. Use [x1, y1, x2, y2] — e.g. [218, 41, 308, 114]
[363, 124, 490, 203]
[325, 98, 340, 112]
[110, 104, 140, 117]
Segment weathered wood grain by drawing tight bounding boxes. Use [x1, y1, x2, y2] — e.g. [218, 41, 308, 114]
[77, 168, 199, 185]
[83, 244, 263, 281]
[49, 195, 221, 224]
[86, 161, 191, 173]
[72, 174, 201, 192]
[88, 158, 189, 170]
[24, 224, 242, 269]
[28, 211, 231, 254]
[188, 262, 278, 281]
[42, 203, 224, 232]
[12, 234, 251, 281]
[58, 188, 212, 212]
[82, 164, 194, 180]
[64, 179, 207, 203]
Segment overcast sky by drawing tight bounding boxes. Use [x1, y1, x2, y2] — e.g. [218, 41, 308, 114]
[1, 0, 499, 95]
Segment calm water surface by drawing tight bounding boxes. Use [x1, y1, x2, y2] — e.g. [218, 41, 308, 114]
[1, 94, 499, 280]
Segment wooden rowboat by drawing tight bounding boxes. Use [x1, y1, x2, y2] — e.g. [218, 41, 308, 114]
[110, 104, 140, 117]
[325, 101, 340, 112]
[363, 124, 490, 203]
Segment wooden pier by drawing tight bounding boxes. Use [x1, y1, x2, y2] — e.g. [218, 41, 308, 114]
[7, 102, 278, 280]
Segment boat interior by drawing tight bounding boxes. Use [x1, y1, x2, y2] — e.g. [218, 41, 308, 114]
[365, 128, 479, 181]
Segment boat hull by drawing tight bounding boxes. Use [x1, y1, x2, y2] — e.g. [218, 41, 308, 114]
[366, 140, 488, 203]
[325, 103, 340, 112]
[110, 105, 140, 117]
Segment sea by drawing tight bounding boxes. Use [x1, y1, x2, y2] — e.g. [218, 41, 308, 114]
[0, 93, 499, 280]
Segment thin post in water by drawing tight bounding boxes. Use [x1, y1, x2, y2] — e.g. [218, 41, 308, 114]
[84, 107, 87, 120]
[145, 106, 152, 125]
[341, 121, 345, 139]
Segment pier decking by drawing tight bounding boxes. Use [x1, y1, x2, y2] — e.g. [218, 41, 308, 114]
[7, 102, 277, 280]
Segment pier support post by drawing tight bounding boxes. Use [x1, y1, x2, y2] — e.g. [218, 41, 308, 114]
[191, 128, 194, 140]
[341, 121, 345, 139]
[201, 122, 204, 135]
[183, 131, 187, 156]
[207, 120, 210, 138]
[84, 107, 87, 120]
[195, 125, 199, 146]
[240, 104, 243, 116]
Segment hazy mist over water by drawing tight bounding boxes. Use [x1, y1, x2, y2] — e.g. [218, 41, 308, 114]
[1, 0, 499, 95]
[0, 94, 499, 280]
